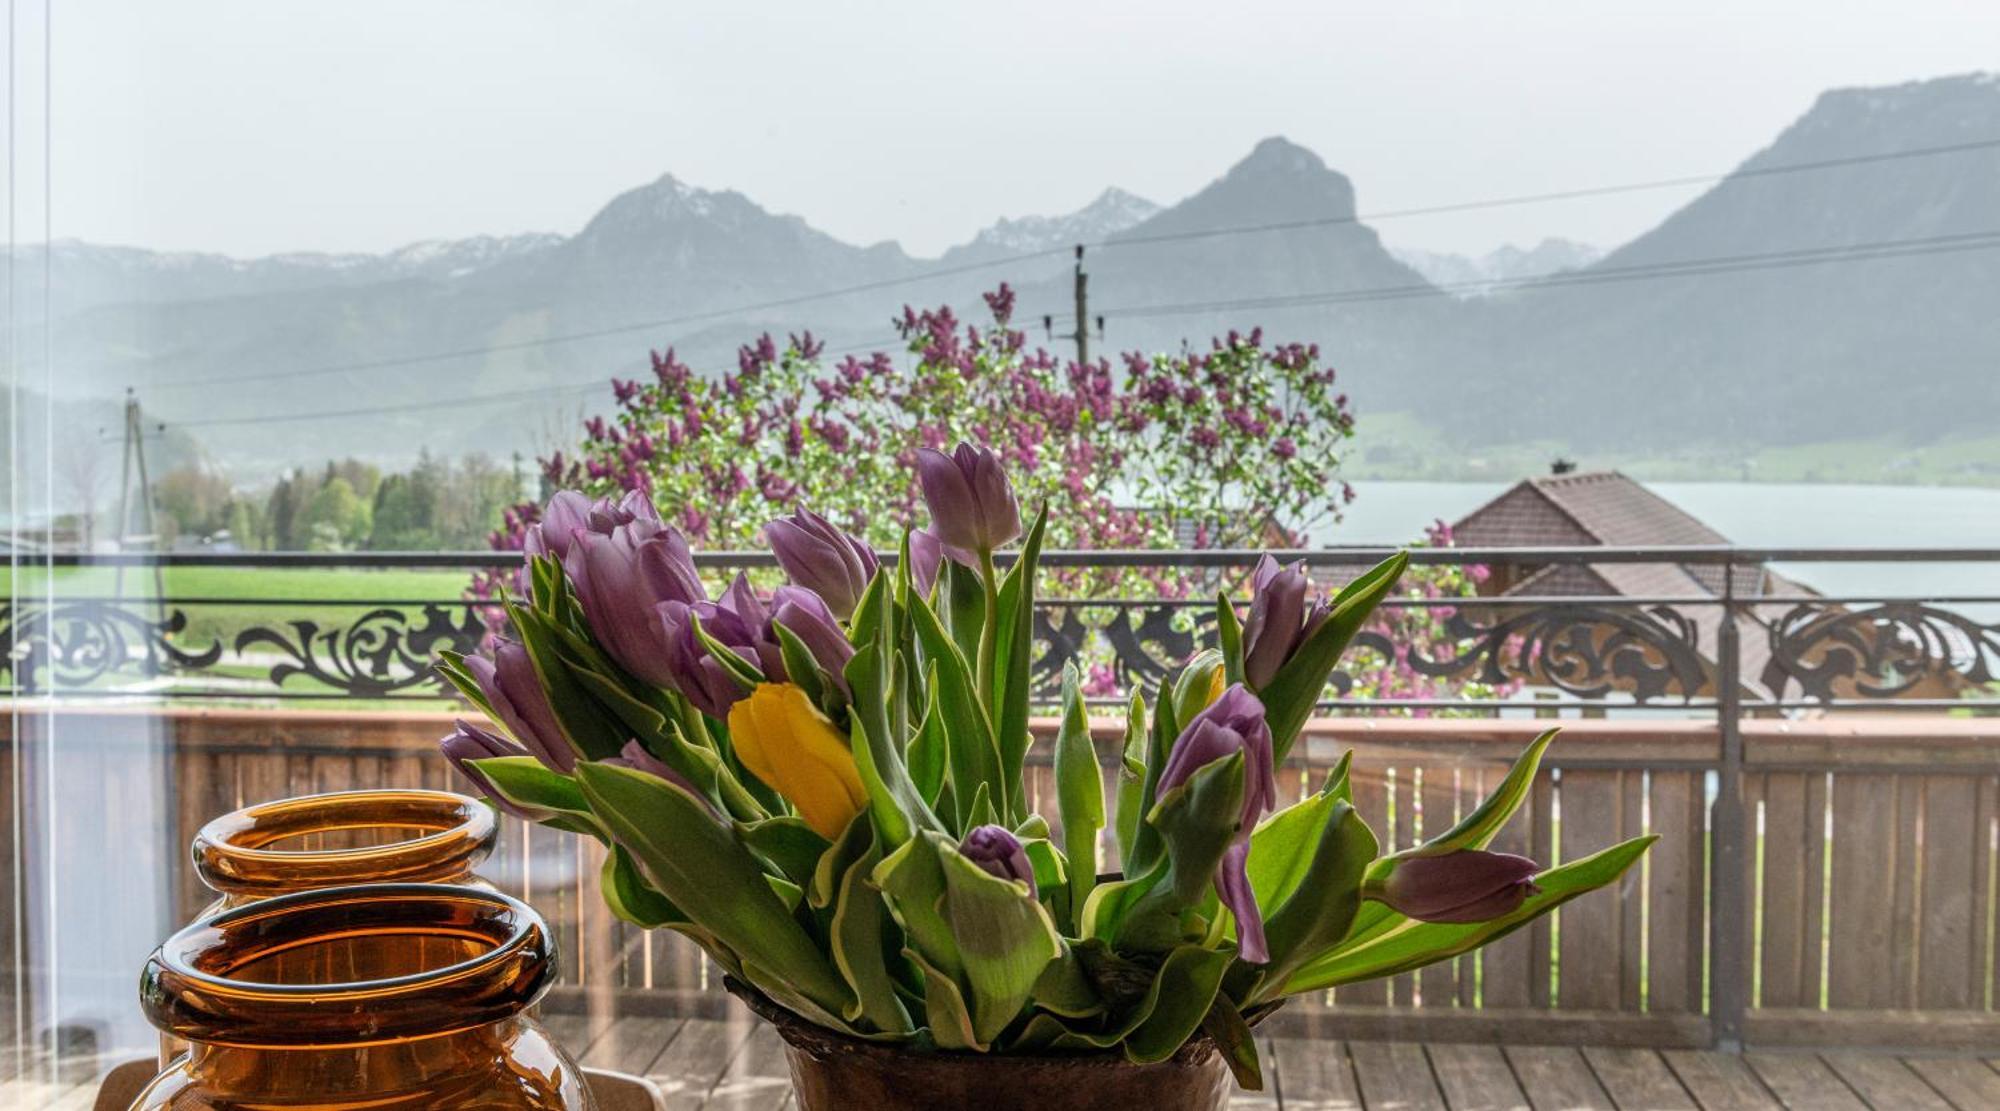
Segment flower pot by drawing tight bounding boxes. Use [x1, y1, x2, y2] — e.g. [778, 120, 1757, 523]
[133, 883, 595, 1110]
[726, 979, 1232, 1111]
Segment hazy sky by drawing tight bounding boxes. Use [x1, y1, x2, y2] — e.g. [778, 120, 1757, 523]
[56, 1, 2000, 259]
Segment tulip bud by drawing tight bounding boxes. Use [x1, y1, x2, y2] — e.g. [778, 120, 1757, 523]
[765, 585, 855, 696]
[464, 639, 576, 773]
[906, 528, 946, 598]
[602, 740, 716, 816]
[727, 683, 868, 839]
[1240, 555, 1331, 690]
[960, 824, 1038, 898]
[767, 508, 879, 620]
[438, 719, 547, 820]
[563, 514, 705, 687]
[1378, 850, 1542, 923]
[658, 598, 757, 719]
[915, 443, 1021, 554]
[1157, 684, 1279, 962]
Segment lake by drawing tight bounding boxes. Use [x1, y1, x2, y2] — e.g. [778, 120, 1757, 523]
[1323, 480, 2000, 603]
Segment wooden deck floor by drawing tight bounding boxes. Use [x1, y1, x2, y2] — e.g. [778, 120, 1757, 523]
[14, 1015, 2000, 1109]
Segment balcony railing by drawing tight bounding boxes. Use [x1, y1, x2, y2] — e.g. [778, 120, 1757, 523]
[5, 546, 1998, 712]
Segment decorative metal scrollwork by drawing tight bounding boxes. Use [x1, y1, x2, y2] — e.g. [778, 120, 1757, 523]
[0, 602, 224, 692]
[1404, 604, 1710, 703]
[235, 605, 490, 698]
[1762, 602, 2000, 701]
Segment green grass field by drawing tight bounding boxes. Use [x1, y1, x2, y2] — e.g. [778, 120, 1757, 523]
[2, 565, 477, 649]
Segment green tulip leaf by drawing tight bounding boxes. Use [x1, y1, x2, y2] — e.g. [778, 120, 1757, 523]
[690, 615, 765, 690]
[1052, 664, 1104, 931]
[575, 762, 853, 1018]
[937, 834, 1064, 1045]
[830, 840, 914, 1034]
[1114, 689, 1148, 868]
[873, 834, 964, 983]
[1405, 728, 1557, 858]
[906, 670, 949, 807]
[908, 594, 1004, 830]
[989, 505, 1047, 823]
[906, 948, 983, 1051]
[771, 620, 829, 710]
[1201, 994, 1263, 1091]
[738, 815, 832, 893]
[1122, 945, 1235, 1064]
[504, 600, 628, 761]
[466, 756, 591, 822]
[1216, 592, 1245, 687]
[600, 843, 682, 929]
[1251, 801, 1377, 1002]
[1119, 752, 1246, 954]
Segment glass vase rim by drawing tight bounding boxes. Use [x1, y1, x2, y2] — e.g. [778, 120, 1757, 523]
[143, 883, 551, 1047]
[192, 788, 496, 894]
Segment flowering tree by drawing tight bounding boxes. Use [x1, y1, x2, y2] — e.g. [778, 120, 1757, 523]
[504, 285, 1354, 558]
[484, 287, 1499, 708]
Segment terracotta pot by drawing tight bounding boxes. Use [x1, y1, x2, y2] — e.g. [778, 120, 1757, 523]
[726, 979, 1232, 1111]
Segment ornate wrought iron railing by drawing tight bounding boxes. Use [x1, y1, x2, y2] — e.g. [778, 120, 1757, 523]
[4, 546, 1995, 713]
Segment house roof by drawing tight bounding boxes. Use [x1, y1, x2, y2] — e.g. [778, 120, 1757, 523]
[1450, 471, 1822, 700]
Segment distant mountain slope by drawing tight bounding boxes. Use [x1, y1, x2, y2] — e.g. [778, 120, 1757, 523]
[1390, 239, 1603, 292]
[26, 73, 2000, 471]
[1451, 72, 2000, 447]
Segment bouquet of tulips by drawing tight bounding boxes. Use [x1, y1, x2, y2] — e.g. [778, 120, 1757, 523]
[436, 443, 1650, 1089]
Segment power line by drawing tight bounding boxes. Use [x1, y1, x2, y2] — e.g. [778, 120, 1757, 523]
[169, 334, 904, 429]
[163, 228, 1997, 430]
[144, 251, 1065, 392]
[1097, 136, 2000, 250]
[138, 135, 2000, 392]
[1081, 229, 2000, 321]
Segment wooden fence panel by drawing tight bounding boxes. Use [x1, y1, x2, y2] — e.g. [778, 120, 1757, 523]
[1825, 774, 1901, 1010]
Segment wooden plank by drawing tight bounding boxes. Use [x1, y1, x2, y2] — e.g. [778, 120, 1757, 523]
[1579, 1047, 1695, 1111]
[1425, 1043, 1527, 1111]
[1335, 764, 1392, 1007]
[1347, 1041, 1446, 1111]
[1753, 772, 1814, 1010]
[650, 1016, 759, 1111]
[1742, 1052, 1866, 1111]
[579, 1015, 687, 1076]
[1479, 761, 1545, 1011]
[1418, 764, 1462, 1010]
[1269, 1036, 1361, 1111]
[1660, 1050, 1780, 1110]
[1917, 777, 1982, 1010]
[1820, 1054, 1952, 1111]
[1501, 1045, 1611, 1111]
[1825, 775, 1898, 1010]
[700, 1024, 792, 1111]
[1648, 770, 1707, 1015]
[1889, 776, 1924, 1008]
[1902, 1057, 2000, 1110]
[1391, 765, 1419, 1008]
[1558, 770, 1628, 1012]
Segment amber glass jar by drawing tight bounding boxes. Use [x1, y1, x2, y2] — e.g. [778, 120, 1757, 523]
[191, 789, 498, 918]
[134, 883, 595, 1110]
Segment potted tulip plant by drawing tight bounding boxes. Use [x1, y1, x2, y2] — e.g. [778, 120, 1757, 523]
[437, 443, 1651, 1111]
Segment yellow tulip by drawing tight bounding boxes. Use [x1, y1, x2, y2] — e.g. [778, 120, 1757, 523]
[1205, 665, 1227, 709]
[728, 682, 868, 839]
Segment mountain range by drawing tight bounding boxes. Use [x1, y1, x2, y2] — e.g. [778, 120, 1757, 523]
[23, 72, 2000, 478]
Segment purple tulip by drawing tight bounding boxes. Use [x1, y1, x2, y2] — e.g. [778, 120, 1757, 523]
[765, 585, 855, 695]
[767, 508, 879, 620]
[1379, 851, 1542, 923]
[915, 443, 1021, 554]
[961, 824, 1038, 898]
[602, 739, 716, 816]
[464, 639, 576, 773]
[438, 719, 547, 820]
[523, 489, 659, 563]
[1239, 555, 1332, 690]
[1157, 684, 1279, 963]
[906, 528, 946, 597]
[563, 512, 705, 687]
[659, 575, 858, 716]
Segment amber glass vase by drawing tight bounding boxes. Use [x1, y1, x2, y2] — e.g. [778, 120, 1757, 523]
[190, 789, 499, 918]
[134, 883, 595, 1110]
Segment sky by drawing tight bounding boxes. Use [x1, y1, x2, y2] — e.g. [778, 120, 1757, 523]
[51, 0, 2000, 260]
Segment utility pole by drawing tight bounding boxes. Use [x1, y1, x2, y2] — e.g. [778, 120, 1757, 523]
[1072, 244, 1090, 366]
[113, 388, 168, 624]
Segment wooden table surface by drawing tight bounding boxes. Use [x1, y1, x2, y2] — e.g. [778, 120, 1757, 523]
[15, 1014, 2000, 1109]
